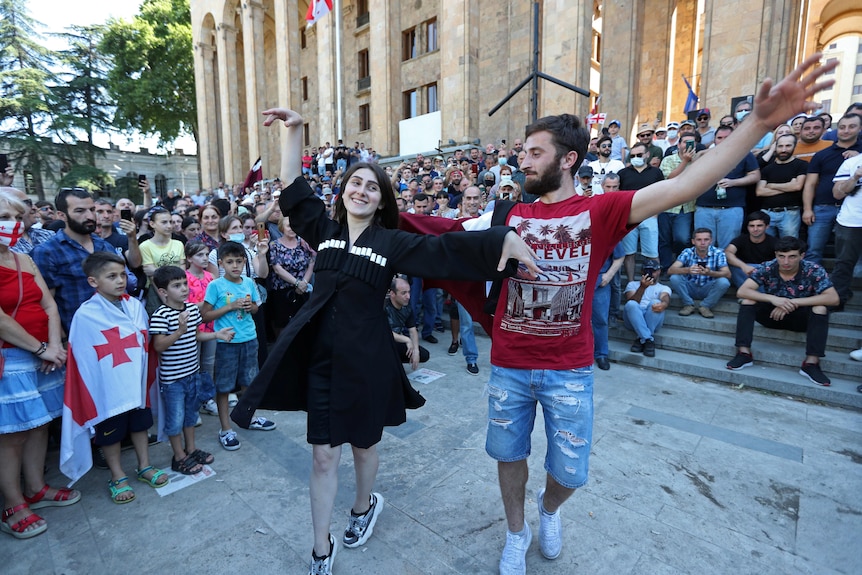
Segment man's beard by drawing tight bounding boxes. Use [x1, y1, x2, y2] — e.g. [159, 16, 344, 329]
[776, 151, 793, 162]
[67, 217, 97, 235]
[524, 165, 564, 196]
[599, 150, 610, 158]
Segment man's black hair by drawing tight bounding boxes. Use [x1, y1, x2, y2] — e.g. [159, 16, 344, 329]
[692, 227, 713, 238]
[774, 236, 806, 253]
[746, 210, 770, 225]
[526, 114, 590, 177]
[55, 188, 92, 214]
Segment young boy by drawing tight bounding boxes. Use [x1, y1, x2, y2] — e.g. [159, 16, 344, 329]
[201, 242, 276, 451]
[150, 266, 235, 473]
[60, 252, 168, 502]
[140, 207, 185, 315]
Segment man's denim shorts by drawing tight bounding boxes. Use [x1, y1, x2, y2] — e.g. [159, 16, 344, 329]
[159, 373, 202, 436]
[213, 340, 259, 394]
[485, 365, 594, 489]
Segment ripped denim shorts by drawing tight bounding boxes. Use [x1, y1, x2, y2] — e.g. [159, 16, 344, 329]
[485, 365, 594, 489]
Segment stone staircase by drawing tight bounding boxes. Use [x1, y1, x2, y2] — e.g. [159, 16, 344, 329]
[608, 277, 862, 410]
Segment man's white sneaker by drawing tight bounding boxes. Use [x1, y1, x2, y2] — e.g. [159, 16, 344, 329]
[200, 399, 218, 416]
[228, 393, 239, 408]
[499, 522, 531, 575]
[537, 488, 562, 559]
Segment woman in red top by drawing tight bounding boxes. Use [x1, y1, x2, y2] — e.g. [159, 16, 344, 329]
[0, 191, 76, 539]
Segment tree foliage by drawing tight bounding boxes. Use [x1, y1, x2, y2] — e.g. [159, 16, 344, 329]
[100, 0, 196, 146]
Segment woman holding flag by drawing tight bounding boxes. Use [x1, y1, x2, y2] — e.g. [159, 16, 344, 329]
[0, 190, 77, 540]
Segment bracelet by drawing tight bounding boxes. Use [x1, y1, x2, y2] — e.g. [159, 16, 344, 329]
[34, 342, 48, 356]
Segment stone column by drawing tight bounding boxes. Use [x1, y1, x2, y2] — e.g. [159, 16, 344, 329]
[669, 0, 697, 120]
[638, 0, 673, 124]
[314, 17, 336, 143]
[242, 0, 267, 165]
[271, 0, 300, 178]
[368, 0, 398, 155]
[194, 40, 221, 188]
[538, 0, 594, 119]
[216, 22, 241, 184]
[599, 0, 646, 140]
[439, 0, 480, 144]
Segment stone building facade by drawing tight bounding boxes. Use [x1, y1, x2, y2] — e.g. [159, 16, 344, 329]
[189, 0, 860, 188]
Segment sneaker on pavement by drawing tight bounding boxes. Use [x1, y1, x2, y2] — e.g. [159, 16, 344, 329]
[93, 446, 108, 470]
[850, 348, 862, 361]
[499, 522, 532, 575]
[249, 416, 277, 431]
[228, 393, 239, 408]
[448, 341, 459, 355]
[726, 352, 753, 370]
[343, 493, 384, 548]
[678, 304, 696, 316]
[309, 534, 337, 575]
[218, 429, 241, 451]
[698, 306, 714, 318]
[630, 338, 644, 353]
[200, 399, 218, 416]
[466, 363, 479, 375]
[537, 488, 562, 560]
[423, 334, 438, 344]
[799, 362, 831, 386]
[643, 339, 656, 357]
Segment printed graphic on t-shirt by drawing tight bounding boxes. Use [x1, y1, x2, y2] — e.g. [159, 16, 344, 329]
[500, 212, 592, 337]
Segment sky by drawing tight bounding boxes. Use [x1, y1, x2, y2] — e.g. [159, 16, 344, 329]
[26, 0, 198, 154]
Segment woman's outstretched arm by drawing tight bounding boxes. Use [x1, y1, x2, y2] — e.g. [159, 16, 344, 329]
[263, 108, 304, 183]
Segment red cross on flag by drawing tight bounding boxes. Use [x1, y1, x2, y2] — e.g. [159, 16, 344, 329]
[306, 0, 332, 28]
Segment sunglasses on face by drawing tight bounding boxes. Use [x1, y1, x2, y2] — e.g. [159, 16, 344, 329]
[630, 153, 646, 158]
[697, 116, 709, 120]
[599, 144, 611, 149]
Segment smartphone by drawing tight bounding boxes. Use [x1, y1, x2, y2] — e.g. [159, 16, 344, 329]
[120, 209, 133, 221]
[685, 140, 695, 152]
[656, 111, 663, 123]
[138, 174, 147, 184]
[0, 153, 8, 172]
[257, 221, 267, 239]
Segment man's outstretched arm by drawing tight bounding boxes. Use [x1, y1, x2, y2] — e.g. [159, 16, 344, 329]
[629, 54, 836, 225]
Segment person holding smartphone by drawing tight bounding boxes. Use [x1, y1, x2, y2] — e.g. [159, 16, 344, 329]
[667, 227, 731, 318]
[624, 258, 672, 357]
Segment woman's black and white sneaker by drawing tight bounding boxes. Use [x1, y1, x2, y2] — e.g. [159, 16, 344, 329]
[249, 416, 277, 431]
[343, 493, 384, 548]
[309, 534, 337, 575]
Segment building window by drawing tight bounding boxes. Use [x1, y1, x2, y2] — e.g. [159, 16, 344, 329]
[402, 27, 417, 61]
[853, 85, 862, 95]
[403, 89, 417, 119]
[301, 27, 307, 50]
[828, 42, 837, 49]
[356, 0, 369, 27]
[303, 123, 310, 146]
[358, 49, 369, 80]
[425, 18, 437, 53]
[359, 103, 370, 132]
[824, 57, 837, 74]
[301, 77, 308, 101]
[820, 99, 831, 113]
[425, 83, 438, 113]
[155, 174, 167, 197]
[858, 43, 862, 54]
[856, 64, 862, 75]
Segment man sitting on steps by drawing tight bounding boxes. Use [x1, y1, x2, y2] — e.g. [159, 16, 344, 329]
[726, 236, 839, 386]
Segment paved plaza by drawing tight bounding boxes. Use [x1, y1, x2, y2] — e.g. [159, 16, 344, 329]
[3, 333, 861, 575]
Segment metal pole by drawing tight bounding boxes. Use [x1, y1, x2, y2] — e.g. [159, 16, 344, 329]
[531, 1, 539, 123]
[334, 0, 344, 140]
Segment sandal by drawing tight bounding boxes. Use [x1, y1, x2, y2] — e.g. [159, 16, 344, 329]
[24, 484, 82, 510]
[108, 477, 136, 504]
[136, 466, 169, 488]
[188, 449, 214, 465]
[1, 503, 47, 539]
[171, 454, 203, 476]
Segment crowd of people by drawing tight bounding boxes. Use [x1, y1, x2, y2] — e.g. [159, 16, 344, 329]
[0, 54, 859, 575]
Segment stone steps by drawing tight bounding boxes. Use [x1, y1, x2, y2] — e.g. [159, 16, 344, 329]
[608, 292, 862, 410]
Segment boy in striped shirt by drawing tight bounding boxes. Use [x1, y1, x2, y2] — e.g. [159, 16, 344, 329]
[151, 266, 235, 474]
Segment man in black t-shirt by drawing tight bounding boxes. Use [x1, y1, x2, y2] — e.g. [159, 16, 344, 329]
[385, 277, 429, 369]
[725, 211, 778, 287]
[756, 134, 808, 239]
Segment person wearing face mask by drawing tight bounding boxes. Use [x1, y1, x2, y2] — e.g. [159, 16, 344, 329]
[655, 122, 681, 154]
[736, 99, 776, 154]
[618, 143, 665, 284]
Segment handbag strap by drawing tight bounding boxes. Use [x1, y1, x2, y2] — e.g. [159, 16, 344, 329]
[0, 252, 24, 351]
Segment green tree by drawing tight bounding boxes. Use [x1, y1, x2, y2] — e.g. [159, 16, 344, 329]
[100, 0, 196, 147]
[0, 0, 62, 199]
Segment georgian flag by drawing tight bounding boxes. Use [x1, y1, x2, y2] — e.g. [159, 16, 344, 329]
[0, 219, 22, 247]
[306, 0, 332, 28]
[60, 293, 160, 485]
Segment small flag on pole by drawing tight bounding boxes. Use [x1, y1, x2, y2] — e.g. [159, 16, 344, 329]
[682, 75, 699, 114]
[242, 157, 262, 191]
[306, 0, 333, 28]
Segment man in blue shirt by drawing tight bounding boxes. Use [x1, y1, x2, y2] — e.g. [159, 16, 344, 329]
[801, 113, 862, 263]
[32, 188, 118, 333]
[667, 228, 731, 318]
